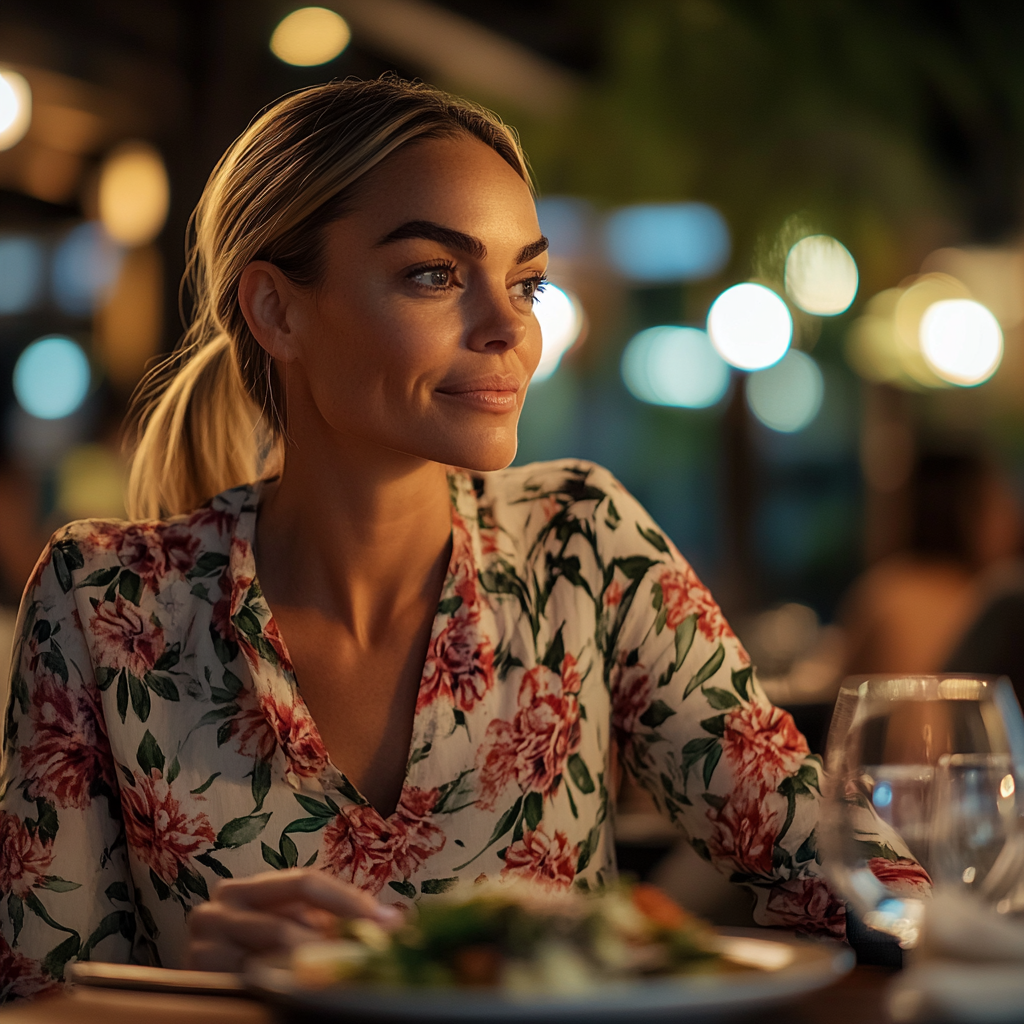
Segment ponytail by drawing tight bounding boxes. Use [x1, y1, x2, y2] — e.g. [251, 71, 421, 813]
[125, 77, 530, 519]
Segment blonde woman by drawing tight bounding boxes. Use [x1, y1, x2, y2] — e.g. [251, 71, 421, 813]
[0, 78, 848, 998]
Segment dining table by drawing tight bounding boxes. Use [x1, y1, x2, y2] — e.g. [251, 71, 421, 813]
[0, 965, 897, 1024]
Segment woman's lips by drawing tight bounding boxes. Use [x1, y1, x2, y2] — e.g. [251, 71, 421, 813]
[436, 375, 522, 412]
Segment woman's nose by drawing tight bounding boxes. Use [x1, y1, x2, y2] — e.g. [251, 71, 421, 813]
[464, 281, 530, 353]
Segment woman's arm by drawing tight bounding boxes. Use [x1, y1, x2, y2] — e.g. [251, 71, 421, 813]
[0, 533, 136, 1001]
[595, 473, 844, 937]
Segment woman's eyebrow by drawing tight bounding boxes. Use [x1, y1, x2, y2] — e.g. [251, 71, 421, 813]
[374, 220, 548, 265]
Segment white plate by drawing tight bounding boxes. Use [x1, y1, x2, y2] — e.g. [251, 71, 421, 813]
[245, 929, 854, 1023]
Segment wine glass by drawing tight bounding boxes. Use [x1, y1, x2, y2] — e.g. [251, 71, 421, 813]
[821, 674, 1024, 948]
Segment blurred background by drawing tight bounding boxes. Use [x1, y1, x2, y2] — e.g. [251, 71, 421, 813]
[2, 0, 1024, 920]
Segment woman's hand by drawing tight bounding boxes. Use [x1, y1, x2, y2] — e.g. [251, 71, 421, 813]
[186, 868, 403, 972]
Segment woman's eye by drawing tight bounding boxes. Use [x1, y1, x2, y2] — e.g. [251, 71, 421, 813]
[511, 276, 546, 303]
[410, 266, 453, 289]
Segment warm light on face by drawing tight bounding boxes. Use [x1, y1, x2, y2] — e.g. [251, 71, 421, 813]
[98, 142, 170, 247]
[708, 283, 792, 370]
[919, 298, 1003, 386]
[0, 70, 31, 151]
[746, 349, 824, 433]
[14, 336, 91, 420]
[621, 326, 730, 408]
[784, 235, 858, 316]
[532, 284, 583, 382]
[271, 7, 352, 66]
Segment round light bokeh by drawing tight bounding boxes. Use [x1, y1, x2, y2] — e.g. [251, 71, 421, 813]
[0, 236, 44, 314]
[98, 142, 170, 246]
[14, 336, 91, 420]
[919, 298, 1003, 386]
[604, 202, 731, 283]
[52, 222, 123, 316]
[0, 70, 31, 151]
[532, 283, 584, 382]
[784, 235, 859, 315]
[271, 7, 351, 66]
[707, 282, 793, 370]
[746, 349, 824, 433]
[621, 326, 730, 409]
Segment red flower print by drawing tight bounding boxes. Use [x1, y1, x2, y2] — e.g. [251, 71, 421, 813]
[261, 615, 294, 673]
[501, 826, 577, 891]
[322, 786, 446, 895]
[121, 769, 215, 885]
[420, 612, 494, 713]
[610, 656, 652, 743]
[706, 794, 780, 878]
[117, 525, 168, 586]
[604, 580, 623, 608]
[257, 695, 327, 778]
[721, 702, 810, 793]
[658, 565, 744, 650]
[475, 659, 581, 810]
[450, 511, 480, 607]
[0, 813, 54, 898]
[867, 856, 933, 897]
[90, 596, 165, 679]
[81, 521, 124, 555]
[161, 523, 201, 575]
[20, 678, 116, 809]
[764, 878, 846, 938]
[0, 933, 57, 1000]
[187, 504, 235, 534]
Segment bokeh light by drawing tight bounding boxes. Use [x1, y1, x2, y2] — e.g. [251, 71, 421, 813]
[52, 222, 123, 315]
[14, 336, 91, 420]
[621, 326, 730, 408]
[57, 444, 125, 519]
[707, 282, 793, 370]
[0, 236, 45, 314]
[784, 235, 858, 315]
[535, 197, 592, 261]
[98, 142, 170, 246]
[0, 70, 31, 151]
[271, 7, 352, 66]
[604, 202, 731, 283]
[533, 283, 584, 382]
[919, 299, 1003, 386]
[746, 350, 824, 433]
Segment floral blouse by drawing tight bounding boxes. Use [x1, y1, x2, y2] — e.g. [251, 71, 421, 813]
[0, 460, 843, 999]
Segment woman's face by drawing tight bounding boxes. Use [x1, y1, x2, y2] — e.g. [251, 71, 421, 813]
[267, 134, 547, 473]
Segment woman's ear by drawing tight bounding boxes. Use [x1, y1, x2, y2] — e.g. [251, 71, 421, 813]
[238, 261, 303, 362]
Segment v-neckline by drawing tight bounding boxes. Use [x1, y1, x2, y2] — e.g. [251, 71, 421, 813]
[227, 476, 472, 826]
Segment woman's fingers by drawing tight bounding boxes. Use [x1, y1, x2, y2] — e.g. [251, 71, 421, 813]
[212, 868, 402, 927]
[187, 901, 323, 971]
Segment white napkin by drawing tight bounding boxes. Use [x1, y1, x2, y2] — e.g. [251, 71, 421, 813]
[889, 891, 1024, 1023]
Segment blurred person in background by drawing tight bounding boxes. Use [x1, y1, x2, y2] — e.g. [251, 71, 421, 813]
[840, 449, 1022, 677]
[0, 77, 855, 998]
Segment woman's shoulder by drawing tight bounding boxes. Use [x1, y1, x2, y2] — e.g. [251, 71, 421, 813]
[30, 483, 253, 597]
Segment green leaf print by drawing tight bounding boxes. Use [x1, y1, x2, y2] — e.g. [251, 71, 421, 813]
[683, 644, 725, 698]
[196, 852, 232, 878]
[293, 794, 337, 819]
[567, 754, 595, 794]
[116, 670, 128, 723]
[79, 911, 135, 961]
[176, 863, 210, 901]
[455, 797, 523, 870]
[283, 817, 331, 835]
[421, 878, 459, 895]
[8, 894, 23, 944]
[280, 833, 299, 869]
[681, 737, 716, 775]
[154, 643, 181, 671]
[42, 933, 81, 980]
[524, 791, 543, 831]
[673, 614, 698, 668]
[702, 744, 723, 789]
[166, 757, 180, 785]
[78, 566, 120, 589]
[36, 876, 81, 893]
[604, 500, 621, 529]
[118, 570, 143, 606]
[217, 813, 272, 848]
[639, 699, 676, 728]
[699, 714, 726, 737]
[732, 666, 752, 701]
[636, 523, 669, 553]
[136, 731, 165, 776]
[796, 829, 819, 864]
[40, 644, 68, 686]
[190, 772, 221, 795]
[251, 758, 272, 812]
[128, 673, 151, 722]
[23, 891, 76, 936]
[703, 686, 740, 710]
[187, 551, 230, 580]
[438, 596, 463, 616]
[261, 843, 286, 870]
[691, 838, 712, 862]
[145, 673, 179, 701]
[95, 666, 117, 691]
[541, 627, 565, 673]
[389, 880, 416, 899]
[105, 882, 130, 903]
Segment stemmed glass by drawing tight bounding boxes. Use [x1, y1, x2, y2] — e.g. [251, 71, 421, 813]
[821, 674, 1024, 948]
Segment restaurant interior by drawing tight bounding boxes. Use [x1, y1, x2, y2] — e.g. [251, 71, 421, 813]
[1, 1, 1024, 1020]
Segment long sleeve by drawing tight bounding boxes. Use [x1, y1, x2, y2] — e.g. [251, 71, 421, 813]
[597, 475, 845, 937]
[1, 532, 137, 1002]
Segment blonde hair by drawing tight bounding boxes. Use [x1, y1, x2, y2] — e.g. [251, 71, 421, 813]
[125, 77, 531, 519]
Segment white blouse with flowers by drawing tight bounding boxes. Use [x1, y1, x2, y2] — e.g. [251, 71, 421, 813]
[0, 459, 844, 999]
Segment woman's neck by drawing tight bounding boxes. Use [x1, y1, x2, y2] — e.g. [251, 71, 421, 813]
[254, 429, 454, 645]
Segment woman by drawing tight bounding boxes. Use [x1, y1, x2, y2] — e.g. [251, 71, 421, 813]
[0, 78, 842, 999]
